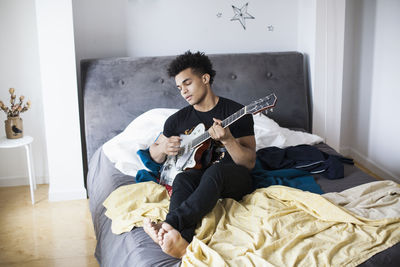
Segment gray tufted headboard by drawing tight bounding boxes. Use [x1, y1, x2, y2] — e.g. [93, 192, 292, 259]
[79, 52, 311, 183]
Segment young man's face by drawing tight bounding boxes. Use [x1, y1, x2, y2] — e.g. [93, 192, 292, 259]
[175, 68, 209, 106]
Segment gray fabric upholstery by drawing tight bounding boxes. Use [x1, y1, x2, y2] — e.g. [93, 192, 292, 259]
[88, 148, 181, 267]
[80, 52, 311, 165]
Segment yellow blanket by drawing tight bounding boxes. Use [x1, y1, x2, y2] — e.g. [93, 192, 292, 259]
[103, 182, 400, 267]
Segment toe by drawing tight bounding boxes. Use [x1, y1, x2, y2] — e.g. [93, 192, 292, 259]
[143, 218, 151, 226]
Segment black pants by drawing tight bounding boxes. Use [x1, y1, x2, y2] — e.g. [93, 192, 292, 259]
[164, 163, 253, 243]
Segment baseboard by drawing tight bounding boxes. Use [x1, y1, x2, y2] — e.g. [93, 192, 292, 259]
[0, 175, 49, 187]
[346, 147, 400, 183]
[48, 187, 87, 202]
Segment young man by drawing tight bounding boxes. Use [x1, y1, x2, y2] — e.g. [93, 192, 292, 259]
[144, 51, 256, 258]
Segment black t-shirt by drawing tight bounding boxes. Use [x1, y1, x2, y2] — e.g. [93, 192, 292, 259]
[163, 97, 254, 164]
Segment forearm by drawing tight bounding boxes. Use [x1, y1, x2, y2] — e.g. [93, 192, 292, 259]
[149, 142, 167, 164]
[223, 138, 256, 170]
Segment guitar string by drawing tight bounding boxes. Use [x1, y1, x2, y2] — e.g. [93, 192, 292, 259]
[190, 107, 246, 149]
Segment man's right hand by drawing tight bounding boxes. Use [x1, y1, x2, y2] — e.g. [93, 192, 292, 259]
[162, 136, 181, 156]
[149, 134, 181, 164]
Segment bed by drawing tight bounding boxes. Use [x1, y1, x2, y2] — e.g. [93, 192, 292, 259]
[80, 52, 400, 266]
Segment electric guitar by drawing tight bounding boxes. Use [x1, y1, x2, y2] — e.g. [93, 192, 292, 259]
[159, 93, 277, 186]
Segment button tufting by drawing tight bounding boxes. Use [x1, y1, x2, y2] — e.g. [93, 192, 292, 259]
[231, 74, 237, 80]
[159, 78, 164, 84]
[266, 72, 273, 79]
[119, 80, 125, 86]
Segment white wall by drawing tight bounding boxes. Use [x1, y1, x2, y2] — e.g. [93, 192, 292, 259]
[341, 0, 358, 156]
[126, 0, 299, 57]
[72, 0, 127, 81]
[368, 0, 400, 179]
[311, 0, 347, 152]
[343, 0, 376, 158]
[342, 0, 400, 181]
[0, 0, 48, 186]
[0, 0, 88, 201]
[297, 0, 316, 97]
[35, 0, 86, 201]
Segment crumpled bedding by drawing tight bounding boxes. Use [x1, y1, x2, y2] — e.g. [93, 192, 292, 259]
[103, 181, 400, 267]
[323, 180, 400, 220]
[103, 182, 170, 234]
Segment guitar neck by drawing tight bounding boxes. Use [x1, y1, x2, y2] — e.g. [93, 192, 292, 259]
[190, 107, 246, 148]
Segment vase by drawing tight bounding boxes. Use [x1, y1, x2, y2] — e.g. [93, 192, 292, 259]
[5, 116, 23, 139]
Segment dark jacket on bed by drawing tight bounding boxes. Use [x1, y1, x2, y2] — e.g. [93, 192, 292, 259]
[256, 144, 353, 180]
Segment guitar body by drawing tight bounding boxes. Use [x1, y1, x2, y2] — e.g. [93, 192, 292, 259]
[159, 123, 211, 186]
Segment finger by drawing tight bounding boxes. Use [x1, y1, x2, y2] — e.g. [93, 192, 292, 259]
[213, 119, 223, 129]
[166, 150, 179, 156]
[162, 222, 174, 231]
[165, 141, 180, 155]
[168, 141, 180, 148]
[208, 126, 215, 137]
[168, 138, 181, 147]
[168, 148, 178, 154]
[169, 136, 181, 143]
[167, 144, 180, 154]
[213, 118, 222, 124]
[209, 127, 220, 141]
[212, 125, 224, 138]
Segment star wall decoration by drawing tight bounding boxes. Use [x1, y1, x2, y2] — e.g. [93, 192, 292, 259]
[231, 2, 255, 30]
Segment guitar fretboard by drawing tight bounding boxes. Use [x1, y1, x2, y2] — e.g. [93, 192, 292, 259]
[188, 107, 246, 150]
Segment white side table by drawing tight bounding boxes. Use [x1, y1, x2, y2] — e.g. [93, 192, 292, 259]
[0, 136, 36, 204]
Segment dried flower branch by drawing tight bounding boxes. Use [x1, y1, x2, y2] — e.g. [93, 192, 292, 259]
[0, 88, 31, 117]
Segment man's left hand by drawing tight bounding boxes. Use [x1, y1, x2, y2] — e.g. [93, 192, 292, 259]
[208, 118, 234, 144]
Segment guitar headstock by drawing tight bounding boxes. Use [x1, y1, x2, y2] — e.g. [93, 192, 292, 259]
[245, 93, 277, 115]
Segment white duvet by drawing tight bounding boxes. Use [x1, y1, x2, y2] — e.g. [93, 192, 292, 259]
[102, 108, 323, 177]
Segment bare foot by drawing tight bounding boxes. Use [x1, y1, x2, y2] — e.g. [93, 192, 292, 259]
[143, 218, 162, 244]
[159, 223, 189, 259]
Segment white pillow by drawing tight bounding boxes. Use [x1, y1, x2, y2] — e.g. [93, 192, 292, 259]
[103, 108, 178, 177]
[253, 113, 323, 150]
[103, 108, 323, 176]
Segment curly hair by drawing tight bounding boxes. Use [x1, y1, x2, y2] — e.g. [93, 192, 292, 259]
[167, 51, 216, 85]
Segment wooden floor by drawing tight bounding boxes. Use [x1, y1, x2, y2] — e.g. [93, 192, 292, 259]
[0, 185, 99, 267]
